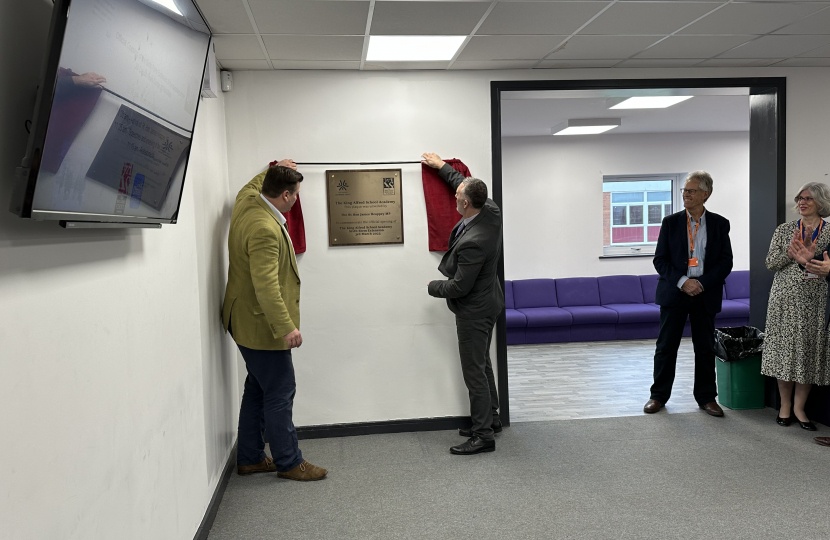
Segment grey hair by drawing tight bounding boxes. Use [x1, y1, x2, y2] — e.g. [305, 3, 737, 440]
[793, 182, 830, 218]
[460, 177, 488, 209]
[686, 170, 713, 197]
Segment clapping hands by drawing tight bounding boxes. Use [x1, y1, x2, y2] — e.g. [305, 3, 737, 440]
[787, 230, 815, 265]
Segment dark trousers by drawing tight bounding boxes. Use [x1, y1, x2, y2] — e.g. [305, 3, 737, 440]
[651, 295, 718, 406]
[456, 313, 500, 440]
[235, 343, 304, 472]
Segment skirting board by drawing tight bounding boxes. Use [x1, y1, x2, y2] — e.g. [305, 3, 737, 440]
[297, 415, 476, 440]
[193, 441, 237, 540]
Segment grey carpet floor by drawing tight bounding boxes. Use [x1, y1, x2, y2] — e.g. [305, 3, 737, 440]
[208, 409, 830, 540]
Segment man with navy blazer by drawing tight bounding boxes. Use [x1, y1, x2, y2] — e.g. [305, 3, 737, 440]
[422, 152, 504, 455]
[644, 171, 733, 417]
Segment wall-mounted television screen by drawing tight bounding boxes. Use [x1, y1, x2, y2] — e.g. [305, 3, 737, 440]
[9, 0, 211, 227]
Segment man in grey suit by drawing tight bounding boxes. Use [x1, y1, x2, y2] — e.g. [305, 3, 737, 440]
[422, 152, 504, 455]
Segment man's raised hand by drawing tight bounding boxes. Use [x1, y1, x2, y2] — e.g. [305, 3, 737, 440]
[421, 153, 445, 170]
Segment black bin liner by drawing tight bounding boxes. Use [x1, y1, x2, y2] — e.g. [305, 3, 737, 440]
[714, 326, 765, 362]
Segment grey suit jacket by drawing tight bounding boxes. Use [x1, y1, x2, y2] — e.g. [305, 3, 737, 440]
[427, 164, 504, 320]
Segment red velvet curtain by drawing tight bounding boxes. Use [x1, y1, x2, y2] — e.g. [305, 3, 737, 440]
[421, 159, 471, 252]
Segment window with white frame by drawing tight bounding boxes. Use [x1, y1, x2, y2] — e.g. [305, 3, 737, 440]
[602, 174, 686, 257]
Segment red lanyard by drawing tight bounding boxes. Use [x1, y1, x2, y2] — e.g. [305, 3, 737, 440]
[687, 213, 701, 258]
[799, 219, 824, 244]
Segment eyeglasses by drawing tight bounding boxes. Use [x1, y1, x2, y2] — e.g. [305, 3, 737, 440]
[680, 188, 701, 195]
[797, 196, 814, 203]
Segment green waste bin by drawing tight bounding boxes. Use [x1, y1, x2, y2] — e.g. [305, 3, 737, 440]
[714, 327, 766, 410]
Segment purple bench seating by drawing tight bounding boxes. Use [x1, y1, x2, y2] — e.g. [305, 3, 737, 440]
[505, 270, 750, 345]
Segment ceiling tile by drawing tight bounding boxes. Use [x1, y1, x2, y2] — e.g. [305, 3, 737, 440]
[450, 60, 540, 70]
[546, 36, 661, 59]
[270, 60, 361, 70]
[261, 35, 365, 60]
[798, 43, 830, 56]
[718, 35, 830, 58]
[580, 2, 719, 35]
[193, 0, 254, 33]
[679, 3, 827, 35]
[218, 59, 272, 70]
[636, 36, 756, 58]
[370, 1, 491, 35]
[248, 0, 370, 35]
[457, 35, 569, 60]
[615, 58, 705, 67]
[477, 2, 608, 35]
[363, 61, 451, 70]
[213, 35, 265, 60]
[773, 7, 830, 35]
[773, 57, 830, 66]
[538, 59, 620, 68]
[696, 58, 783, 67]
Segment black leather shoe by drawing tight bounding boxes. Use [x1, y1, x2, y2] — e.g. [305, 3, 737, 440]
[459, 419, 502, 437]
[799, 420, 818, 431]
[450, 436, 495, 455]
[776, 415, 792, 426]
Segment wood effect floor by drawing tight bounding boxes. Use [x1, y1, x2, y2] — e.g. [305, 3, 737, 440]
[507, 338, 699, 422]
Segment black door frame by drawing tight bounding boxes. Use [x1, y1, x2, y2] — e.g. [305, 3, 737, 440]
[490, 77, 787, 426]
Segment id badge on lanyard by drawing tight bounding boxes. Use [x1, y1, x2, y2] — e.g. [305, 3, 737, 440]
[687, 216, 700, 268]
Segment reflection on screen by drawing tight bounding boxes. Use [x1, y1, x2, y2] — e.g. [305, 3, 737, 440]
[32, 0, 209, 221]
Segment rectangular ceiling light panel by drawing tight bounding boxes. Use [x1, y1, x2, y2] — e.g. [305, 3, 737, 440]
[367, 36, 466, 61]
[609, 96, 693, 109]
[552, 118, 621, 136]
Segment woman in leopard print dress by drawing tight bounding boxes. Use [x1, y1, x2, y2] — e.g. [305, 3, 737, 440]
[762, 182, 830, 430]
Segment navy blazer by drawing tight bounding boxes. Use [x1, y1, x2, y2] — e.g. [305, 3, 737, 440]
[653, 209, 733, 314]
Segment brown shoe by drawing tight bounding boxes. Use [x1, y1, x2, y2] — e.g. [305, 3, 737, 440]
[237, 456, 276, 476]
[700, 401, 724, 417]
[815, 437, 830, 447]
[643, 399, 664, 414]
[277, 460, 328, 481]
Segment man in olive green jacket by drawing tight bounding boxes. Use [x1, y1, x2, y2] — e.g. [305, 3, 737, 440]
[222, 160, 327, 481]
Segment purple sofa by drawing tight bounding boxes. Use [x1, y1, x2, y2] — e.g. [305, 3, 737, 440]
[505, 270, 750, 345]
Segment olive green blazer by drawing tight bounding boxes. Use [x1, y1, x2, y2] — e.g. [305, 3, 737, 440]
[222, 172, 300, 350]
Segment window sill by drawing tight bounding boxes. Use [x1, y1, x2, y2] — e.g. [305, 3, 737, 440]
[599, 254, 655, 259]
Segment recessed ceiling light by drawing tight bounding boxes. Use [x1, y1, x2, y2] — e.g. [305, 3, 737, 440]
[608, 96, 693, 109]
[149, 0, 182, 15]
[552, 118, 621, 136]
[366, 36, 466, 62]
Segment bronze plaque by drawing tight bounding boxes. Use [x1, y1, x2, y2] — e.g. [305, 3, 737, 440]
[326, 169, 404, 246]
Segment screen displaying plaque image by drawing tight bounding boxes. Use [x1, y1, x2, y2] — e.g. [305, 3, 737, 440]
[326, 169, 404, 246]
[10, 0, 211, 224]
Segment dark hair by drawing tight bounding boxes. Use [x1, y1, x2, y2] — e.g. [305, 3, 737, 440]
[262, 166, 303, 198]
[461, 178, 488, 209]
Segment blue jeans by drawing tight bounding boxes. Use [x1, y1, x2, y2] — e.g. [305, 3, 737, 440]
[235, 342, 304, 472]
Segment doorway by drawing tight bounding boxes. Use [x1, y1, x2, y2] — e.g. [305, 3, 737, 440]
[490, 78, 786, 425]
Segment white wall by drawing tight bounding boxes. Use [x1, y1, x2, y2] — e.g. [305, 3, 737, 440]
[502, 131, 750, 280]
[224, 66, 830, 429]
[0, 2, 236, 539]
[223, 72, 493, 426]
